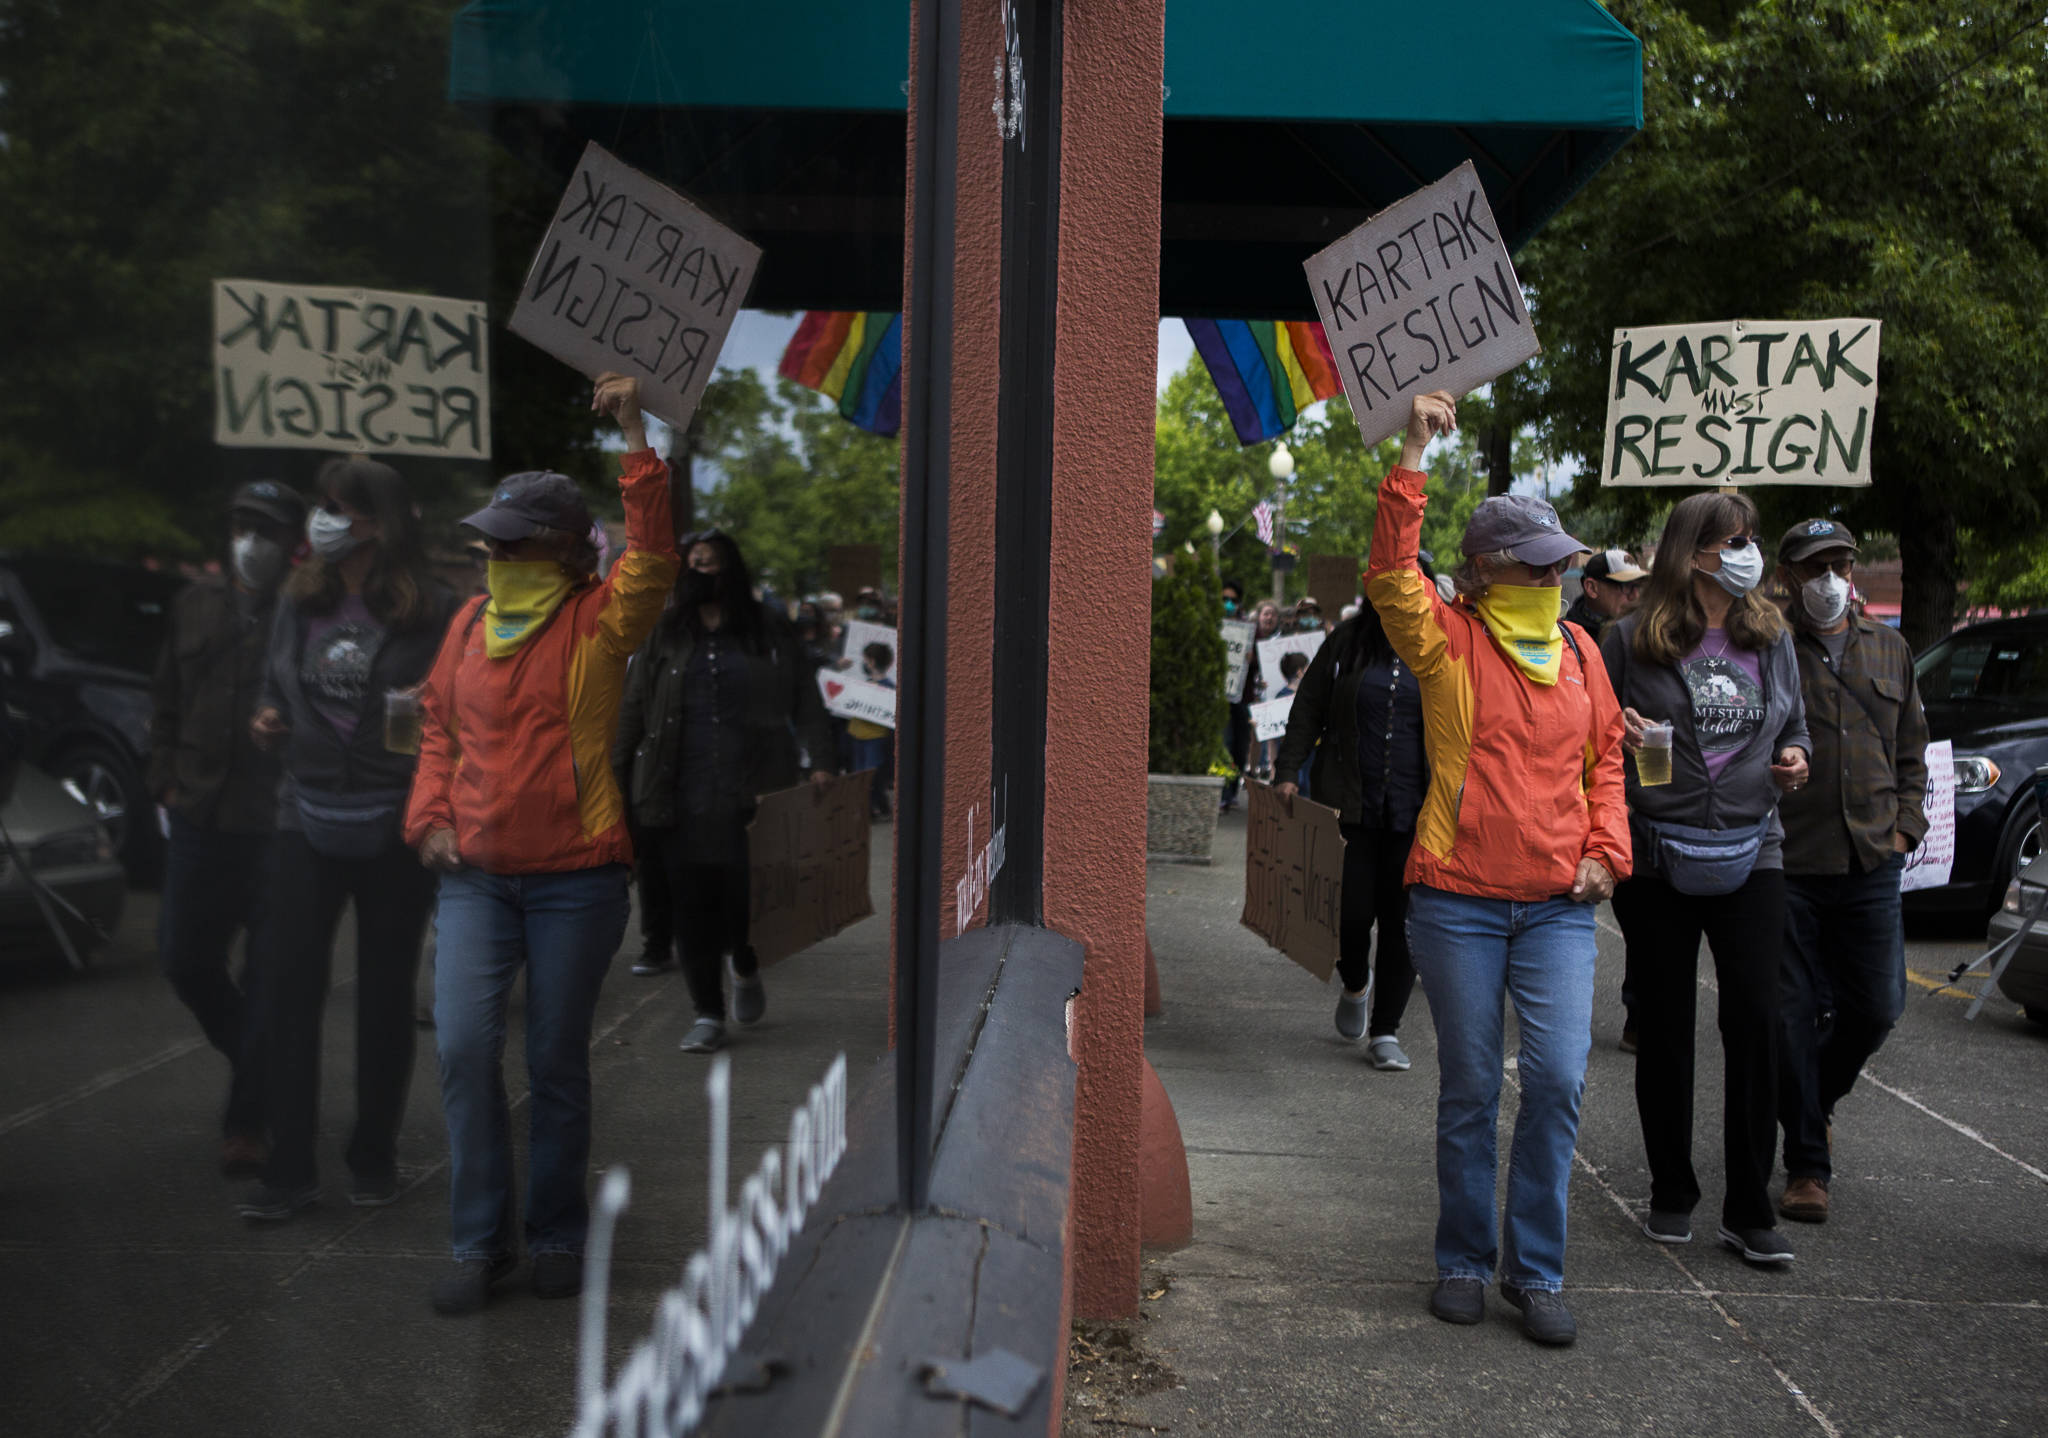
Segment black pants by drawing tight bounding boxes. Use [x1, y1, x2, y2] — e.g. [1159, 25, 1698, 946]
[1613, 867, 1785, 1230]
[157, 813, 273, 1137]
[1335, 823, 1416, 1037]
[1222, 703, 1252, 805]
[642, 827, 756, 1021]
[259, 831, 438, 1189]
[627, 818, 676, 962]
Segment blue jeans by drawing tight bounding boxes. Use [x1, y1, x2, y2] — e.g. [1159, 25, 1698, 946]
[433, 864, 630, 1260]
[1778, 854, 1906, 1182]
[1406, 885, 1597, 1292]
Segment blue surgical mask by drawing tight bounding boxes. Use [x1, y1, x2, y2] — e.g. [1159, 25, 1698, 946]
[307, 506, 364, 561]
[1707, 543, 1764, 597]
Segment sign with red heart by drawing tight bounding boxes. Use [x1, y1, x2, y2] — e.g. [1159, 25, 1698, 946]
[824, 680, 845, 700]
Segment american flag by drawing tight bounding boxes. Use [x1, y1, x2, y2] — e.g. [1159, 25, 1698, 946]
[1252, 499, 1276, 546]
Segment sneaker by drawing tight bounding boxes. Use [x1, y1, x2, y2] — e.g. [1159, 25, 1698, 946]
[237, 1181, 319, 1222]
[631, 954, 677, 977]
[1500, 1281, 1577, 1346]
[729, 959, 766, 1027]
[1333, 986, 1369, 1041]
[430, 1254, 516, 1316]
[1779, 1176, 1830, 1224]
[1718, 1225, 1795, 1266]
[1642, 1210, 1692, 1244]
[532, 1250, 584, 1300]
[1366, 1035, 1411, 1071]
[679, 1017, 728, 1053]
[1618, 1027, 1638, 1055]
[1428, 1276, 1485, 1325]
[349, 1175, 400, 1208]
[219, 1134, 269, 1180]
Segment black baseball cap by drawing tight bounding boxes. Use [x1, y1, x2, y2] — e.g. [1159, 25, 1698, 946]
[461, 471, 592, 542]
[1778, 518, 1860, 564]
[229, 479, 306, 530]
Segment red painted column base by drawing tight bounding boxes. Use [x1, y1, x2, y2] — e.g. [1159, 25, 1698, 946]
[1137, 1057, 1193, 1249]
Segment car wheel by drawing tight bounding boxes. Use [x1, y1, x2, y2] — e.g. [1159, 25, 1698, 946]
[49, 741, 152, 878]
[1989, 801, 2044, 917]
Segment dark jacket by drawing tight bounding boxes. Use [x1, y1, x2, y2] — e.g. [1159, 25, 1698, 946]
[1600, 613, 1811, 870]
[1563, 594, 1609, 644]
[612, 607, 836, 830]
[1778, 614, 1929, 875]
[149, 577, 283, 833]
[262, 584, 459, 818]
[1273, 623, 1428, 830]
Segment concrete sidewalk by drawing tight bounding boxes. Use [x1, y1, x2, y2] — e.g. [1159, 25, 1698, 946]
[1081, 807, 2048, 1436]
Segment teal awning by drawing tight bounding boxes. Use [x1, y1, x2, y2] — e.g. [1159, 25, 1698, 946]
[449, 1, 1640, 315]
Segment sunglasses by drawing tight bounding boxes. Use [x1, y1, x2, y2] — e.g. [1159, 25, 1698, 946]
[1698, 534, 1763, 553]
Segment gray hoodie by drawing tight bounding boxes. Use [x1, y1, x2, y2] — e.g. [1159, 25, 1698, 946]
[1598, 613, 1810, 870]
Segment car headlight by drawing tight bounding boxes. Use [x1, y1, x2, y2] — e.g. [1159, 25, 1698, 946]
[2004, 878, 2046, 915]
[1955, 755, 2002, 795]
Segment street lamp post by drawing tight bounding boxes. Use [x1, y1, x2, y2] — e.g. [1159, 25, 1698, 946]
[1268, 441, 1295, 603]
[1205, 508, 1224, 567]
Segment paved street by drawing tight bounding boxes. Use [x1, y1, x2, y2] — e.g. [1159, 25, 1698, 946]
[1100, 811, 2048, 1436]
[0, 839, 892, 1438]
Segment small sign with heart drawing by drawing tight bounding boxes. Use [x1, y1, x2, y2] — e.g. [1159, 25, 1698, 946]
[817, 670, 895, 728]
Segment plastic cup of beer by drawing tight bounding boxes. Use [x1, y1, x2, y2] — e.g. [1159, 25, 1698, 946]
[384, 688, 423, 756]
[1636, 721, 1674, 786]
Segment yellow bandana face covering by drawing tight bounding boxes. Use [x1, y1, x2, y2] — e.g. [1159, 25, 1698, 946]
[482, 560, 574, 657]
[1474, 583, 1564, 686]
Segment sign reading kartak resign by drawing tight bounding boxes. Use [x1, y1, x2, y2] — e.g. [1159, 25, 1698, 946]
[511, 142, 761, 433]
[1304, 161, 1541, 449]
[1601, 318, 1881, 487]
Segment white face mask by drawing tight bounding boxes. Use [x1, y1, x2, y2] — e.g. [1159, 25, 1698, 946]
[231, 533, 287, 590]
[306, 506, 364, 561]
[1706, 543, 1764, 597]
[1800, 570, 1851, 627]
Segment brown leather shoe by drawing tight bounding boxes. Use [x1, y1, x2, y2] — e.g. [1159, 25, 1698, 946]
[1779, 1176, 1830, 1224]
[219, 1134, 269, 1180]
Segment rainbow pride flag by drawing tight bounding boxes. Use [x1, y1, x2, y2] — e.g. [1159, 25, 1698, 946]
[778, 312, 903, 436]
[1184, 319, 1343, 446]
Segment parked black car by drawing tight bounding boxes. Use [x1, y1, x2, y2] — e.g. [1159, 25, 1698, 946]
[1908, 615, 2048, 916]
[0, 556, 183, 878]
[0, 762, 126, 963]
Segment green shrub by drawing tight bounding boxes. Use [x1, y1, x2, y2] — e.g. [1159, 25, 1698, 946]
[1149, 549, 1229, 776]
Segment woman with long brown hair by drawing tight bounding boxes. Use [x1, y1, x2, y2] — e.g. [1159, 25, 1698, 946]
[1597, 490, 1810, 1270]
[237, 456, 458, 1223]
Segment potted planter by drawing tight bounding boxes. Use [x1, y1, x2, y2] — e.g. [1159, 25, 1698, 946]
[1147, 546, 1230, 864]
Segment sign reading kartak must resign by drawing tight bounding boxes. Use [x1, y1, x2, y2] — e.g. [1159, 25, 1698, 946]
[213, 280, 490, 459]
[1601, 318, 1881, 487]
[1304, 161, 1541, 449]
[511, 142, 761, 433]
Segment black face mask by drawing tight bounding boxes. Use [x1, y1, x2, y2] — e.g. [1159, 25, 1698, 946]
[682, 569, 720, 607]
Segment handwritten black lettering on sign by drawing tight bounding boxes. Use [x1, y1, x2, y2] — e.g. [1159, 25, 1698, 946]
[1240, 782, 1345, 983]
[1303, 161, 1541, 449]
[510, 143, 761, 433]
[213, 281, 490, 459]
[747, 772, 876, 969]
[1601, 319, 1881, 487]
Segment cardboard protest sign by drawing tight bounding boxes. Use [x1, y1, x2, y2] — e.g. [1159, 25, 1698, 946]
[213, 280, 490, 459]
[1600, 319, 1880, 487]
[1901, 740, 1956, 894]
[840, 620, 899, 684]
[1257, 630, 1324, 693]
[1251, 697, 1295, 744]
[817, 669, 896, 729]
[510, 142, 760, 433]
[1222, 619, 1256, 703]
[1304, 161, 1540, 449]
[747, 772, 876, 967]
[1240, 782, 1345, 982]
[1305, 554, 1360, 612]
[827, 544, 882, 601]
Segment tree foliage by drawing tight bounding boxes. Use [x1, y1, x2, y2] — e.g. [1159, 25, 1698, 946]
[1521, 1, 2048, 647]
[1148, 547, 1228, 776]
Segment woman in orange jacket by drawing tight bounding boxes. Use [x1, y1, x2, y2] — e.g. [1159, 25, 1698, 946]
[403, 373, 679, 1317]
[1365, 390, 1630, 1348]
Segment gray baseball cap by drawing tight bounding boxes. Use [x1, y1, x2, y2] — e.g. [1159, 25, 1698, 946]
[461, 471, 592, 542]
[1461, 494, 1588, 568]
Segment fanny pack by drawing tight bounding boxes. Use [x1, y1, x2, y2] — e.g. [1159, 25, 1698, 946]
[295, 785, 407, 861]
[1642, 812, 1771, 897]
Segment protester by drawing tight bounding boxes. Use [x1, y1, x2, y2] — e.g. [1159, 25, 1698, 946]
[1272, 591, 1429, 1072]
[614, 528, 835, 1056]
[1772, 519, 1928, 1226]
[237, 459, 456, 1224]
[1599, 493, 1810, 1270]
[846, 641, 896, 818]
[1564, 548, 1648, 642]
[402, 373, 679, 1315]
[1367, 390, 1629, 1347]
[1242, 599, 1283, 784]
[1292, 595, 1327, 634]
[1221, 578, 1253, 812]
[150, 479, 306, 1177]
[626, 594, 683, 978]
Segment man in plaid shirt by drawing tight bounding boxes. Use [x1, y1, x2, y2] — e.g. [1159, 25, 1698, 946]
[1772, 519, 1930, 1227]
